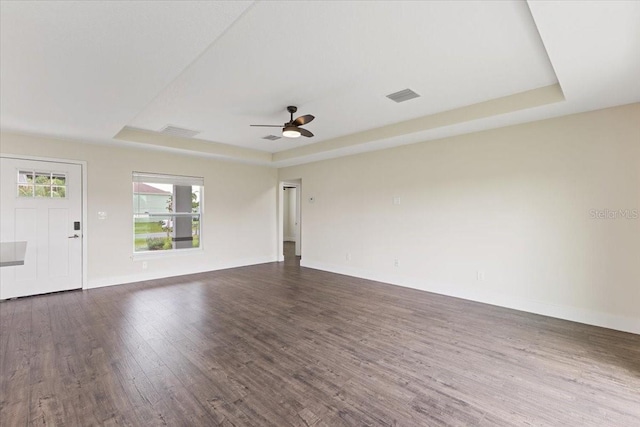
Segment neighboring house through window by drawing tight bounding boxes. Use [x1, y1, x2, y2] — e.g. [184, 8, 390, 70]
[133, 172, 203, 252]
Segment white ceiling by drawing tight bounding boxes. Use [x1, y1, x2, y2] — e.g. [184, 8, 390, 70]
[0, 0, 253, 140]
[1, 1, 639, 167]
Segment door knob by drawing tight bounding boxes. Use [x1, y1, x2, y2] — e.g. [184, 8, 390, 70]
[68, 234, 80, 239]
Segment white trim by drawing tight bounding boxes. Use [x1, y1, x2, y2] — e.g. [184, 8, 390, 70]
[133, 171, 204, 187]
[132, 247, 204, 260]
[278, 180, 302, 262]
[0, 153, 89, 291]
[300, 259, 640, 335]
[277, 182, 284, 262]
[88, 255, 276, 289]
[294, 185, 301, 257]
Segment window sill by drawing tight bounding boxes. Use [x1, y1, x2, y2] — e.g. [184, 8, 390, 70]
[132, 247, 204, 260]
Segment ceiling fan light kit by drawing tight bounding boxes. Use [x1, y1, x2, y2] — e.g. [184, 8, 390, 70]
[282, 126, 301, 138]
[251, 105, 315, 139]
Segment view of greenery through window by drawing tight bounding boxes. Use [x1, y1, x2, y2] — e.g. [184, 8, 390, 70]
[133, 175, 202, 252]
[17, 171, 66, 198]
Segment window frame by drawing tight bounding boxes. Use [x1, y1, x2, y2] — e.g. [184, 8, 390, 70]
[132, 172, 204, 258]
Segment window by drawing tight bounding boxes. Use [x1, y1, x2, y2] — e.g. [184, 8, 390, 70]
[18, 170, 66, 198]
[133, 172, 203, 253]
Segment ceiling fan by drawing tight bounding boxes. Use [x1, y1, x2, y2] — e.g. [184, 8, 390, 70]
[250, 106, 315, 138]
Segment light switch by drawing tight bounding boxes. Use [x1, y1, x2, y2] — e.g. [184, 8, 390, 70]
[393, 196, 401, 205]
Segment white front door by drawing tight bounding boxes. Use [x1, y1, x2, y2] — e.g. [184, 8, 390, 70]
[0, 157, 83, 299]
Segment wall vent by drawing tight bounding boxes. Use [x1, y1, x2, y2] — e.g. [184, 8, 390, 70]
[262, 134, 281, 141]
[386, 88, 420, 103]
[159, 125, 200, 138]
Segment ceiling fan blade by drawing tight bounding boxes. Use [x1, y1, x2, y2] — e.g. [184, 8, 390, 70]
[298, 128, 314, 138]
[250, 124, 282, 127]
[292, 114, 315, 126]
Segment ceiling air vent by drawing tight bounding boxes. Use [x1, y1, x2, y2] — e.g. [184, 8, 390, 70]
[262, 135, 281, 141]
[386, 88, 420, 103]
[159, 125, 200, 138]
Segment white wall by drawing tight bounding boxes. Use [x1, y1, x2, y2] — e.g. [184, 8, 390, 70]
[0, 132, 278, 288]
[280, 103, 640, 334]
[2, 104, 638, 334]
[283, 187, 297, 241]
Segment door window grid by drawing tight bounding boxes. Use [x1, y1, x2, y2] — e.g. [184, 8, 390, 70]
[17, 170, 67, 198]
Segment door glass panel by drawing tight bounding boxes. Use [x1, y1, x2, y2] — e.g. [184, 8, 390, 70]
[16, 170, 66, 198]
[18, 185, 34, 197]
[18, 171, 34, 184]
[35, 172, 51, 185]
[35, 186, 51, 197]
[52, 186, 66, 198]
[52, 174, 66, 185]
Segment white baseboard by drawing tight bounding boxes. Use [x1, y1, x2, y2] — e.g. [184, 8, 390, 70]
[301, 259, 640, 335]
[87, 256, 277, 289]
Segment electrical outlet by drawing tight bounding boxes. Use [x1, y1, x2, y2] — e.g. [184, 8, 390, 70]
[394, 259, 399, 268]
[346, 253, 351, 261]
[142, 261, 148, 270]
[477, 270, 485, 281]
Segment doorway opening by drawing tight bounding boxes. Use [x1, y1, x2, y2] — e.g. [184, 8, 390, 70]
[278, 179, 301, 265]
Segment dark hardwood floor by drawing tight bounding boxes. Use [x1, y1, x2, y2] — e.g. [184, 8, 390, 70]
[1, 251, 639, 426]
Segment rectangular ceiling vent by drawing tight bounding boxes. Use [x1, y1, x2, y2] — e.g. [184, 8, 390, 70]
[159, 125, 200, 138]
[386, 88, 420, 103]
[262, 134, 281, 141]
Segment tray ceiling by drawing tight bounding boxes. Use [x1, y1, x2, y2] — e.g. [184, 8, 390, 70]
[1, 1, 638, 166]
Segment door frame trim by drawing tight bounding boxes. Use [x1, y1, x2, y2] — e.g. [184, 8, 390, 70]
[0, 153, 89, 290]
[278, 179, 302, 262]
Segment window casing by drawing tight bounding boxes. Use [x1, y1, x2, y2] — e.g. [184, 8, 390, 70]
[133, 172, 203, 253]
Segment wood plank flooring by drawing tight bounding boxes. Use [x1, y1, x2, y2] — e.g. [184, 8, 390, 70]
[1, 253, 639, 425]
